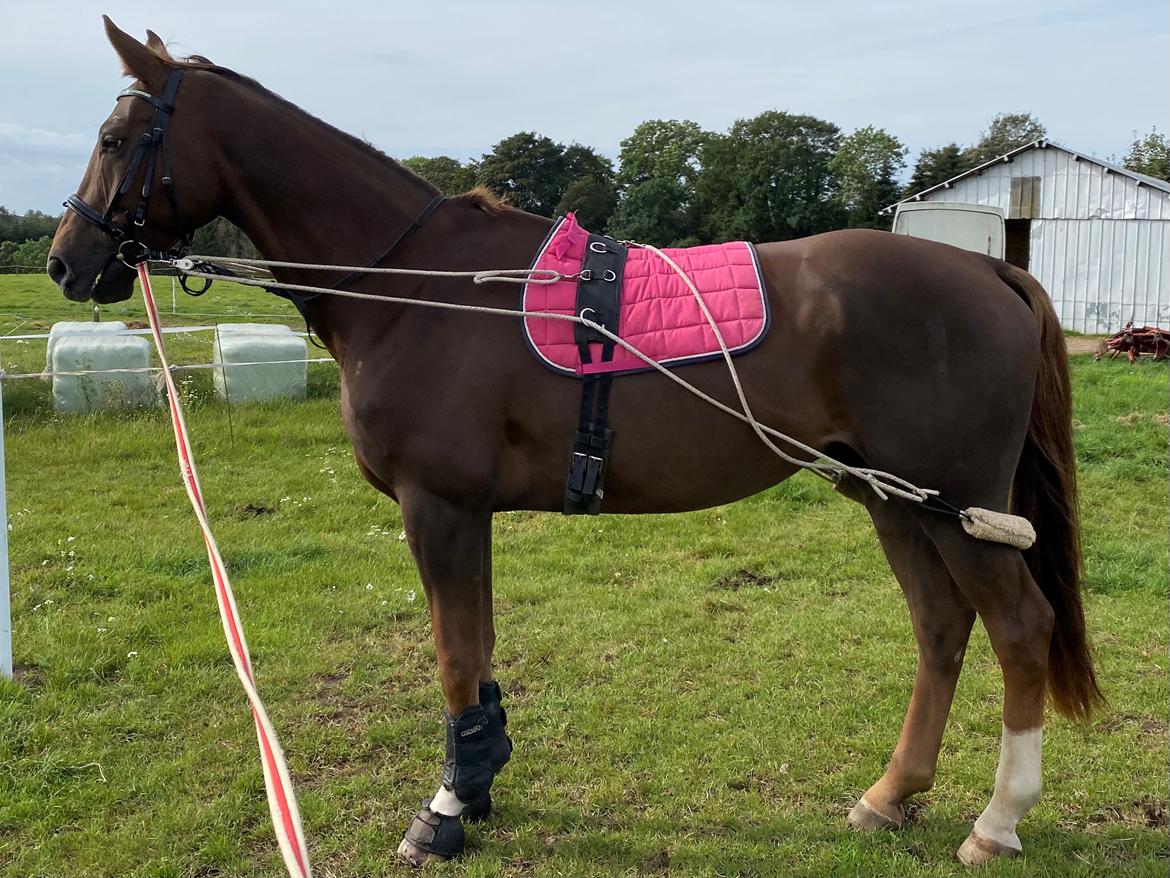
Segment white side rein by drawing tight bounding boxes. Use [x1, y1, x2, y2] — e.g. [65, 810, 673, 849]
[169, 248, 1036, 550]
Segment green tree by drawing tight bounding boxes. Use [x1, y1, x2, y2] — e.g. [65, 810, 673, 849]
[401, 156, 479, 195]
[563, 143, 614, 186]
[695, 111, 843, 242]
[962, 112, 1046, 168]
[616, 119, 710, 191]
[830, 126, 907, 229]
[606, 178, 693, 246]
[191, 217, 259, 258]
[904, 143, 966, 196]
[3, 235, 53, 268]
[477, 134, 616, 223]
[1122, 129, 1170, 182]
[0, 207, 60, 245]
[609, 119, 711, 244]
[477, 132, 571, 216]
[0, 240, 21, 266]
[558, 145, 618, 228]
[557, 176, 618, 232]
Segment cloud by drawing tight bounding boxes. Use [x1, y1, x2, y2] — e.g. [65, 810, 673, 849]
[0, 125, 93, 213]
[0, 124, 91, 164]
[0, 0, 1165, 212]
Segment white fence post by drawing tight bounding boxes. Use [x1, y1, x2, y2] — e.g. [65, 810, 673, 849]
[0, 374, 11, 679]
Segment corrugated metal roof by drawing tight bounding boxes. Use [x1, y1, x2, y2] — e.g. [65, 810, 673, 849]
[886, 140, 1170, 213]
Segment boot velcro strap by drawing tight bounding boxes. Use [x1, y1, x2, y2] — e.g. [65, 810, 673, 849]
[403, 807, 465, 858]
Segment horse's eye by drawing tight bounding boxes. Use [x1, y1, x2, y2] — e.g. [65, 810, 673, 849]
[101, 134, 125, 152]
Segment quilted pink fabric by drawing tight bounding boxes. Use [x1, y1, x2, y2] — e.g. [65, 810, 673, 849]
[522, 213, 769, 375]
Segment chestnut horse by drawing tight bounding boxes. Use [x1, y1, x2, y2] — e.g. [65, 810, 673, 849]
[49, 19, 1101, 868]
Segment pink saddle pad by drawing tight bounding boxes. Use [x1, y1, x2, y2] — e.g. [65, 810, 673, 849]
[522, 213, 769, 376]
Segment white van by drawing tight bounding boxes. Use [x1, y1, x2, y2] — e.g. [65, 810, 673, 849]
[892, 202, 1006, 259]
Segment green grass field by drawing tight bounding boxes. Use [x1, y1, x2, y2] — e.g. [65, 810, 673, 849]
[0, 273, 1166, 877]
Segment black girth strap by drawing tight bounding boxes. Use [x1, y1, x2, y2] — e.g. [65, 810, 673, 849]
[564, 233, 625, 516]
[564, 373, 615, 515]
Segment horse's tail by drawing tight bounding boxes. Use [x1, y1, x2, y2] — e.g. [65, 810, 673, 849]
[994, 260, 1104, 721]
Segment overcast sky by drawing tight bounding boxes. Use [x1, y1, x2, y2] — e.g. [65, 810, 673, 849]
[3, 0, 1166, 214]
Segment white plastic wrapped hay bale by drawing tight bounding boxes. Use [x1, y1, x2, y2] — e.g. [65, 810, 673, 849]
[51, 334, 157, 413]
[44, 321, 130, 375]
[212, 323, 307, 403]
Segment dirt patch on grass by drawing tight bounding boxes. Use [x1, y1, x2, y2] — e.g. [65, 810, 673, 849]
[1097, 713, 1169, 738]
[309, 667, 375, 734]
[1141, 796, 1168, 828]
[1088, 795, 1169, 829]
[12, 662, 45, 689]
[712, 568, 777, 590]
[233, 502, 275, 518]
[638, 849, 670, 873]
[1066, 336, 1105, 355]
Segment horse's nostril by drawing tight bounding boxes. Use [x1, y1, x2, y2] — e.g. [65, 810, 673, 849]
[46, 256, 70, 287]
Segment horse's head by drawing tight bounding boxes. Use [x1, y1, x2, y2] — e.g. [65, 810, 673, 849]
[48, 17, 223, 303]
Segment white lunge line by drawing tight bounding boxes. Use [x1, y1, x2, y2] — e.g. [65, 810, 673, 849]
[137, 265, 312, 878]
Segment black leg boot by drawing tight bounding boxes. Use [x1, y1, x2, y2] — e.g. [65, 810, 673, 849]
[398, 700, 509, 865]
[479, 680, 513, 774]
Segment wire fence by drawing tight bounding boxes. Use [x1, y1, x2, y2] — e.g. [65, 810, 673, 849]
[0, 324, 334, 381]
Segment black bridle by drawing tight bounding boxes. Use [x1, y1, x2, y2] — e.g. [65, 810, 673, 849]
[64, 67, 190, 266]
[63, 65, 447, 322]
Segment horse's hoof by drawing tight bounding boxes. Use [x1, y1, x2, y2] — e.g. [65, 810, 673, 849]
[847, 797, 903, 831]
[956, 829, 1021, 866]
[396, 837, 446, 869]
[397, 807, 464, 867]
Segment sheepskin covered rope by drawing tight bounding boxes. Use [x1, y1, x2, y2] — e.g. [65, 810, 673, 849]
[165, 253, 1035, 549]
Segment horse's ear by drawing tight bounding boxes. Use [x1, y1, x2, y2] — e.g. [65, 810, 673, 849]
[102, 15, 168, 86]
[144, 29, 166, 52]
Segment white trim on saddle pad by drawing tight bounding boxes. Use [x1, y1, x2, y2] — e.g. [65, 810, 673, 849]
[520, 215, 771, 377]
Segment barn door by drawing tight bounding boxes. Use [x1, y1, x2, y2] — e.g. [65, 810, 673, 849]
[1005, 219, 1031, 269]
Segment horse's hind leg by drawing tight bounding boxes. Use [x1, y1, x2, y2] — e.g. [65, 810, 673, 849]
[846, 492, 975, 830]
[915, 516, 1054, 865]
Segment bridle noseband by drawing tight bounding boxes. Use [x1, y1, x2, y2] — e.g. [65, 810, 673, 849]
[64, 67, 190, 266]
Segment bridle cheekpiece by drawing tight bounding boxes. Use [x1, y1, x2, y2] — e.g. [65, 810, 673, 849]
[64, 67, 190, 266]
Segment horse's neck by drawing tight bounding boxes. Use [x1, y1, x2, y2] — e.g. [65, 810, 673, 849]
[209, 91, 448, 356]
[205, 85, 549, 362]
[217, 95, 437, 281]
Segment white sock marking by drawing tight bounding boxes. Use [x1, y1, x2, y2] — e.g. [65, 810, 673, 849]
[430, 785, 465, 817]
[972, 724, 1043, 850]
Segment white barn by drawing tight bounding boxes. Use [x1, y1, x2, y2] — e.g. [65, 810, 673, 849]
[888, 140, 1170, 334]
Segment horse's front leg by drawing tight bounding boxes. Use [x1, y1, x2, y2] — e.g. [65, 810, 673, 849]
[395, 488, 512, 866]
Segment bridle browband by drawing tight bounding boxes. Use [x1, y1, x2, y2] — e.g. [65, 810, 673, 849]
[64, 67, 189, 266]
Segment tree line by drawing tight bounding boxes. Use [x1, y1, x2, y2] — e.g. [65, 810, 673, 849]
[3, 116, 1167, 265]
[407, 114, 1168, 246]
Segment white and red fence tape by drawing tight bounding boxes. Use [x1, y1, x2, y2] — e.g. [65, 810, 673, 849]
[138, 265, 312, 878]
